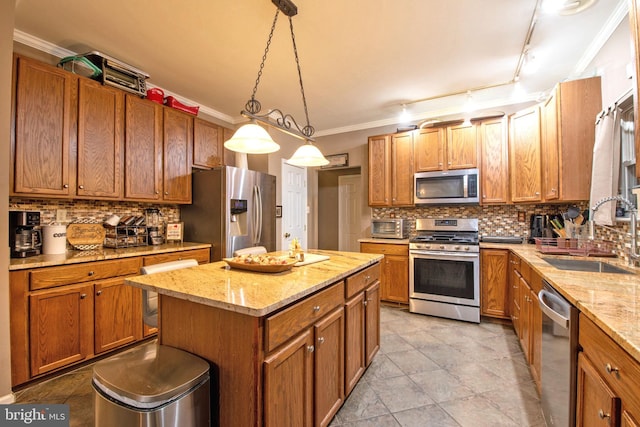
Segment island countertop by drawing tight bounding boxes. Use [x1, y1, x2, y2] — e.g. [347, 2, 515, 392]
[125, 249, 383, 317]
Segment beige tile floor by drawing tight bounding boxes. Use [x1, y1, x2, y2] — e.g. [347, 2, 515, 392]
[13, 305, 546, 427]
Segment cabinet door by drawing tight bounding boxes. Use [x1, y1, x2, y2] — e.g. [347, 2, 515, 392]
[519, 276, 531, 359]
[368, 135, 391, 206]
[94, 278, 142, 354]
[391, 132, 414, 206]
[364, 281, 380, 366]
[163, 108, 193, 203]
[382, 254, 409, 303]
[344, 292, 365, 395]
[480, 249, 510, 319]
[414, 127, 445, 172]
[446, 122, 478, 169]
[541, 91, 559, 201]
[77, 78, 124, 198]
[29, 284, 94, 376]
[314, 308, 344, 427]
[509, 106, 542, 202]
[632, 0, 640, 181]
[480, 118, 509, 204]
[623, 411, 640, 427]
[577, 353, 621, 427]
[264, 329, 314, 427]
[124, 95, 162, 201]
[193, 118, 224, 168]
[13, 56, 75, 196]
[509, 255, 521, 337]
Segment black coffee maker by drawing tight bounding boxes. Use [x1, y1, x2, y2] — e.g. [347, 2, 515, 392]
[9, 211, 42, 258]
[528, 214, 548, 243]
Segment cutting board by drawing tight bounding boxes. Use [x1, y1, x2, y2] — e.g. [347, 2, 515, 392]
[295, 254, 330, 266]
[66, 223, 106, 250]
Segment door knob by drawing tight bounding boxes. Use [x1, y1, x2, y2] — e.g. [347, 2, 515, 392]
[284, 232, 290, 238]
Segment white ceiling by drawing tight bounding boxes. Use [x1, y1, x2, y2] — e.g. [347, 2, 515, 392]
[13, 0, 629, 136]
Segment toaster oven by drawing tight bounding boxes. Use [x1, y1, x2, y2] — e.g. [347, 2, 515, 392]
[371, 219, 408, 239]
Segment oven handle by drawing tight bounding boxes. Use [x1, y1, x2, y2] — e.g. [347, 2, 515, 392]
[410, 250, 479, 258]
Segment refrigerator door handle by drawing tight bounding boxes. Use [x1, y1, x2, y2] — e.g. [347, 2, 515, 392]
[252, 185, 263, 246]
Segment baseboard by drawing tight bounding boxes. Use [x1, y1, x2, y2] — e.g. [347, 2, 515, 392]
[0, 393, 15, 404]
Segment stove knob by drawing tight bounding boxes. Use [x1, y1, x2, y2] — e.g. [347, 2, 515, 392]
[454, 246, 461, 250]
[439, 245, 445, 250]
[464, 246, 470, 251]
[425, 245, 431, 250]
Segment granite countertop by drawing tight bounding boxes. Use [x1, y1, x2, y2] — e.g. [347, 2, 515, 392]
[358, 238, 410, 244]
[481, 242, 640, 364]
[125, 250, 383, 317]
[9, 242, 212, 271]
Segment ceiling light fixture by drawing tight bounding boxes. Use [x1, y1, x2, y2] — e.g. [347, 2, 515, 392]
[224, 0, 328, 166]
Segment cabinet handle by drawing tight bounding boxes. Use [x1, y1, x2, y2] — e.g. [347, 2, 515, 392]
[96, 290, 102, 296]
[365, 275, 371, 280]
[551, 188, 557, 193]
[78, 185, 84, 189]
[313, 305, 320, 312]
[483, 195, 486, 198]
[88, 271, 94, 276]
[605, 363, 619, 375]
[63, 184, 69, 188]
[535, 192, 540, 195]
[155, 191, 160, 195]
[448, 162, 452, 165]
[307, 345, 315, 353]
[598, 410, 610, 420]
[318, 337, 325, 345]
[364, 300, 368, 306]
[165, 191, 169, 195]
[80, 293, 87, 299]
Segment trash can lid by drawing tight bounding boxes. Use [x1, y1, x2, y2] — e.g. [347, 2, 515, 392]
[92, 342, 210, 404]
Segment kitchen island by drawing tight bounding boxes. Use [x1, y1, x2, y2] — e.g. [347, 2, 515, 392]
[125, 250, 383, 427]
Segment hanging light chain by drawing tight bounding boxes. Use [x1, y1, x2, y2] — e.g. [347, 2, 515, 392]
[246, 10, 281, 114]
[288, 16, 314, 138]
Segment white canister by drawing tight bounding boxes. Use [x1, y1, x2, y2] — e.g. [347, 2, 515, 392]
[43, 224, 68, 254]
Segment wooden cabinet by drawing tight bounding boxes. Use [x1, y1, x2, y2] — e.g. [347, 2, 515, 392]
[12, 55, 76, 197]
[162, 108, 193, 203]
[360, 242, 408, 304]
[479, 118, 509, 204]
[578, 314, 640, 425]
[193, 117, 224, 168]
[414, 127, 445, 172]
[344, 264, 381, 395]
[29, 283, 94, 376]
[124, 94, 163, 201]
[480, 249, 510, 319]
[577, 352, 620, 427]
[509, 253, 521, 336]
[414, 123, 478, 172]
[76, 78, 124, 199]
[509, 106, 542, 202]
[630, 0, 640, 181]
[367, 133, 413, 207]
[540, 77, 602, 202]
[94, 277, 143, 354]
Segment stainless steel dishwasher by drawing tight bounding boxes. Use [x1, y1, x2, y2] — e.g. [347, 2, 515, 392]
[538, 280, 579, 427]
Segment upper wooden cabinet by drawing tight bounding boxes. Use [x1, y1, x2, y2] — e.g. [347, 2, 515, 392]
[630, 0, 640, 181]
[124, 94, 163, 201]
[76, 78, 124, 199]
[414, 127, 445, 172]
[509, 106, 542, 203]
[193, 118, 224, 168]
[540, 76, 602, 202]
[390, 131, 414, 206]
[12, 55, 76, 197]
[367, 135, 391, 206]
[414, 123, 478, 172]
[162, 108, 193, 203]
[479, 118, 509, 204]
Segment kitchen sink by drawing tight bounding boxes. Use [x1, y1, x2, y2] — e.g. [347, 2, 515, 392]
[541, 257, 632, 274]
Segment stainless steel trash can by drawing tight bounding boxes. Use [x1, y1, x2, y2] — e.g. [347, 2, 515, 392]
[93, 342, 210, 427]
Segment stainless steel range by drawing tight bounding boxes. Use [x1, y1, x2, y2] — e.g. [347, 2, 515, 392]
[409, 218, 480, 323]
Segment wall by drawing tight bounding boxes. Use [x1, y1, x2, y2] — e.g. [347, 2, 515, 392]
[1, 1, 15, 403]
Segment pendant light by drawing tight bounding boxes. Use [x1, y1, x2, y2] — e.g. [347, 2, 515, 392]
[225, 0, 329, 167]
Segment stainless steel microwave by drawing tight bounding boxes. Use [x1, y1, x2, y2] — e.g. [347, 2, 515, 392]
[371, 219, 408, 239]
[414, 168, 480, 205]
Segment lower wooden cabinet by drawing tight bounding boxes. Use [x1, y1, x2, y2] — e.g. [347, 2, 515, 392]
[360, 242, 408, 303]
[94, 277, 143, 353]
[480, 248, 510, 319]
[577, 352, 620, 427]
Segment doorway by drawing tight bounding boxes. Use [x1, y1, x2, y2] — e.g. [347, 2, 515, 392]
[317, 167, 362, 250]
[281, 160, 307, 250]
[338, 175, 361, 251]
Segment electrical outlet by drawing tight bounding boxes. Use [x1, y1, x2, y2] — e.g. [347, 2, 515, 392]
[518, 211, 526, 222]
[56, 209, 67, 223]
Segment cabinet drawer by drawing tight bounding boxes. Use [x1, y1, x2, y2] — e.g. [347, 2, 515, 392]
[345, 263, 381, 299]
[143, 248, 210, 266]
[265, 281, 345, 353]
[30, 258, 141, 290]
[360, 243, 407, 256]
[580, 314, 640, 412]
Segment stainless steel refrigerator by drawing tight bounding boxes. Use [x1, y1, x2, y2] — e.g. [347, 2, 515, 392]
[182, 166, 276, 261]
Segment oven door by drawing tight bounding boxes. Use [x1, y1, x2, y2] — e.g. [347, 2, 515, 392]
[409, 250, 480, 306]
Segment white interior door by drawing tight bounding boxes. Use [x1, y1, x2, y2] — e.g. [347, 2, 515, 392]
[339, 174, 361, 252]
[281, 160, 307, 250]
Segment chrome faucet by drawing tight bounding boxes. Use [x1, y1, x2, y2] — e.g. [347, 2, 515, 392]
[589, 195, 640, 263]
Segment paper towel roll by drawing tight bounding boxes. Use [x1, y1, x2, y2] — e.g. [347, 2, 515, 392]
[43, 224, 67, 254]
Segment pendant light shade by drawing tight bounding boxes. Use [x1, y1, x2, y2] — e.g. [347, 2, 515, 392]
[287, 142, 329, 167]
[224, 123, 280, 154]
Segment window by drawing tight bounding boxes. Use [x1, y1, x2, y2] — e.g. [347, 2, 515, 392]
[618, 95, 636, 213]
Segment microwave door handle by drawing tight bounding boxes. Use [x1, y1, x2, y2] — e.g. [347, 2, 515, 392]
[463, 174, 468, 198]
